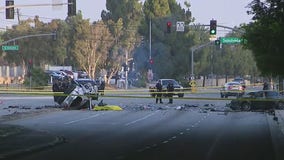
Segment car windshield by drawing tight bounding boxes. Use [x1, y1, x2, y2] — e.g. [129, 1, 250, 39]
[162, 79, 179, 86]
[227, 82, 240, 86]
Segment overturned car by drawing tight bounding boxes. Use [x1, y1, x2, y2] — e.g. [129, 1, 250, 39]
[52, 77, 100, 109]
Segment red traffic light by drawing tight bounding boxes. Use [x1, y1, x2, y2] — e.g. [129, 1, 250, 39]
[167, 21, 172, 27]
[149, 58, 154, 64]
[167, 21, 172, 33]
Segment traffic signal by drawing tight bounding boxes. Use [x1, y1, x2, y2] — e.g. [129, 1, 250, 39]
[6, 0, 14, 19]
[166, 21, 172, 33]
[149, 58, 154, 64]
[210, 20, 217, 35]
[215, 40, 220, 45]
[68, 0, 76, 16]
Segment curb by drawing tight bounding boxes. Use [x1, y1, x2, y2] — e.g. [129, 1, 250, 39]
[275, 110, 284, 135]
[0, 136, 66, 160]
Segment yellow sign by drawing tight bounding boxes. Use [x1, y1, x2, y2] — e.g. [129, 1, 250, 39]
[189, 80, 197, 93]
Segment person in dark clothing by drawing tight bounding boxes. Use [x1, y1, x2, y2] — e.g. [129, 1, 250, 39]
[263, 81, 269, 97]
[52, 79, 60, 102]
[155, 81, 163, 104]
[263, 81, 269, 90]
[98, 80, 105, 96]
[167, 82, 174, 104]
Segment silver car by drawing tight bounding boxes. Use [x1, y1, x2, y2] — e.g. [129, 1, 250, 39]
[220, 82, 245, 98]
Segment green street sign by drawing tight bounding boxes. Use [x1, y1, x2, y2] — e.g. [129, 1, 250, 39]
[220, 37, 246, 44]
[2, 45, 19, 51]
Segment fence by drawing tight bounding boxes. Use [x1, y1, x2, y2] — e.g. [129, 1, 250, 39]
[0, 66, 24, 84]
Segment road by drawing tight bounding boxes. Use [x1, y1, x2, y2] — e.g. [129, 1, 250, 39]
[2, 88, 284, 160]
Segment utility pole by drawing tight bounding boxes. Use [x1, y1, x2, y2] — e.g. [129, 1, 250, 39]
[147, 18, 153, 82]
[16, 8, 20, 24]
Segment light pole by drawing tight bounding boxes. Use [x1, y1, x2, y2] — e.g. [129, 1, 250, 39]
[190, 41, 214, 79]
[147, 18, 153, 82]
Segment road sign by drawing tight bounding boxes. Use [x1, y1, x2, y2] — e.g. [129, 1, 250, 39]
[176, 21, 185, 32]
[220, 37, 244, 44]
[2, 45, 19, 51]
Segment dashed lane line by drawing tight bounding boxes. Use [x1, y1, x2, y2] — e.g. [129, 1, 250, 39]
[64, 113, 105, 125]
[125, 110, 160, 126]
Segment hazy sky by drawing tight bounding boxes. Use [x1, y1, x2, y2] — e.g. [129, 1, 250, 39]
[1, 0, 253, 33]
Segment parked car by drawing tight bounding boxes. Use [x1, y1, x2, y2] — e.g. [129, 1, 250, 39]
[232, 77, 246, 89]
[230, 90, 284, 111]
[149, 79, 184, 97]
[220, 82, 245, 98]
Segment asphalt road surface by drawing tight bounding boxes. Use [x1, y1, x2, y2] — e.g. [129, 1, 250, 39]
[3, 93, 284, 160]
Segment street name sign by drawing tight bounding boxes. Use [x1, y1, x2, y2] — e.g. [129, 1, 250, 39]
[2, 45, 19, 51]
[220, 37, 244, 44]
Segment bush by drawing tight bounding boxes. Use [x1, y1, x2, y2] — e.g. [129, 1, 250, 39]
[24, 67, 49, 88]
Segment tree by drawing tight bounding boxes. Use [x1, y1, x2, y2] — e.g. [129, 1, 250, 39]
[66, 13, 114, 79]
[102, 0, 143, 83]
[243, 0, 284, 76]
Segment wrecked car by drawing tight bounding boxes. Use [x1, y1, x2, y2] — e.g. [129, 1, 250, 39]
[230, 90, 284, 111]
[52, 77, 99, 109]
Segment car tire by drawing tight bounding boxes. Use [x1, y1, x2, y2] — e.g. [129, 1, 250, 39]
[241, 102, 251, 111]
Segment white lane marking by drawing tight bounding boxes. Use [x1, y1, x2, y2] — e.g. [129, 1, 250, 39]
[125, 110, 159, 126]
[64, 113, 103, 125]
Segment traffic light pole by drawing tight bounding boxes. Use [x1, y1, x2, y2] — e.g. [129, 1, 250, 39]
[0, 3, 68, 10]
[0, 32, 56, 45]
[189, 24, 245, 34]
[190, 41, 214, 79]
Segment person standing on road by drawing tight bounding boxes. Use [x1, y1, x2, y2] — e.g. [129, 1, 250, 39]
[155, 81, 163, 104]
[167, 82, 174, 104]
[263, 81, 269, 90]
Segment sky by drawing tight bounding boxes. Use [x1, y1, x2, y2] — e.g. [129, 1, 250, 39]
[1, 0, 253, 34]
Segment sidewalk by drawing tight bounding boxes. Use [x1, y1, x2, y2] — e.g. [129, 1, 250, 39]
[0, 124, 65, 160]
[0, 97, 64, 160]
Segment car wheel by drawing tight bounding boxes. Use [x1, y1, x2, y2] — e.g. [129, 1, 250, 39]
[277, 102, 284, 110]
[178, 93, 184, 98]
[241, 102, 251, 111]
